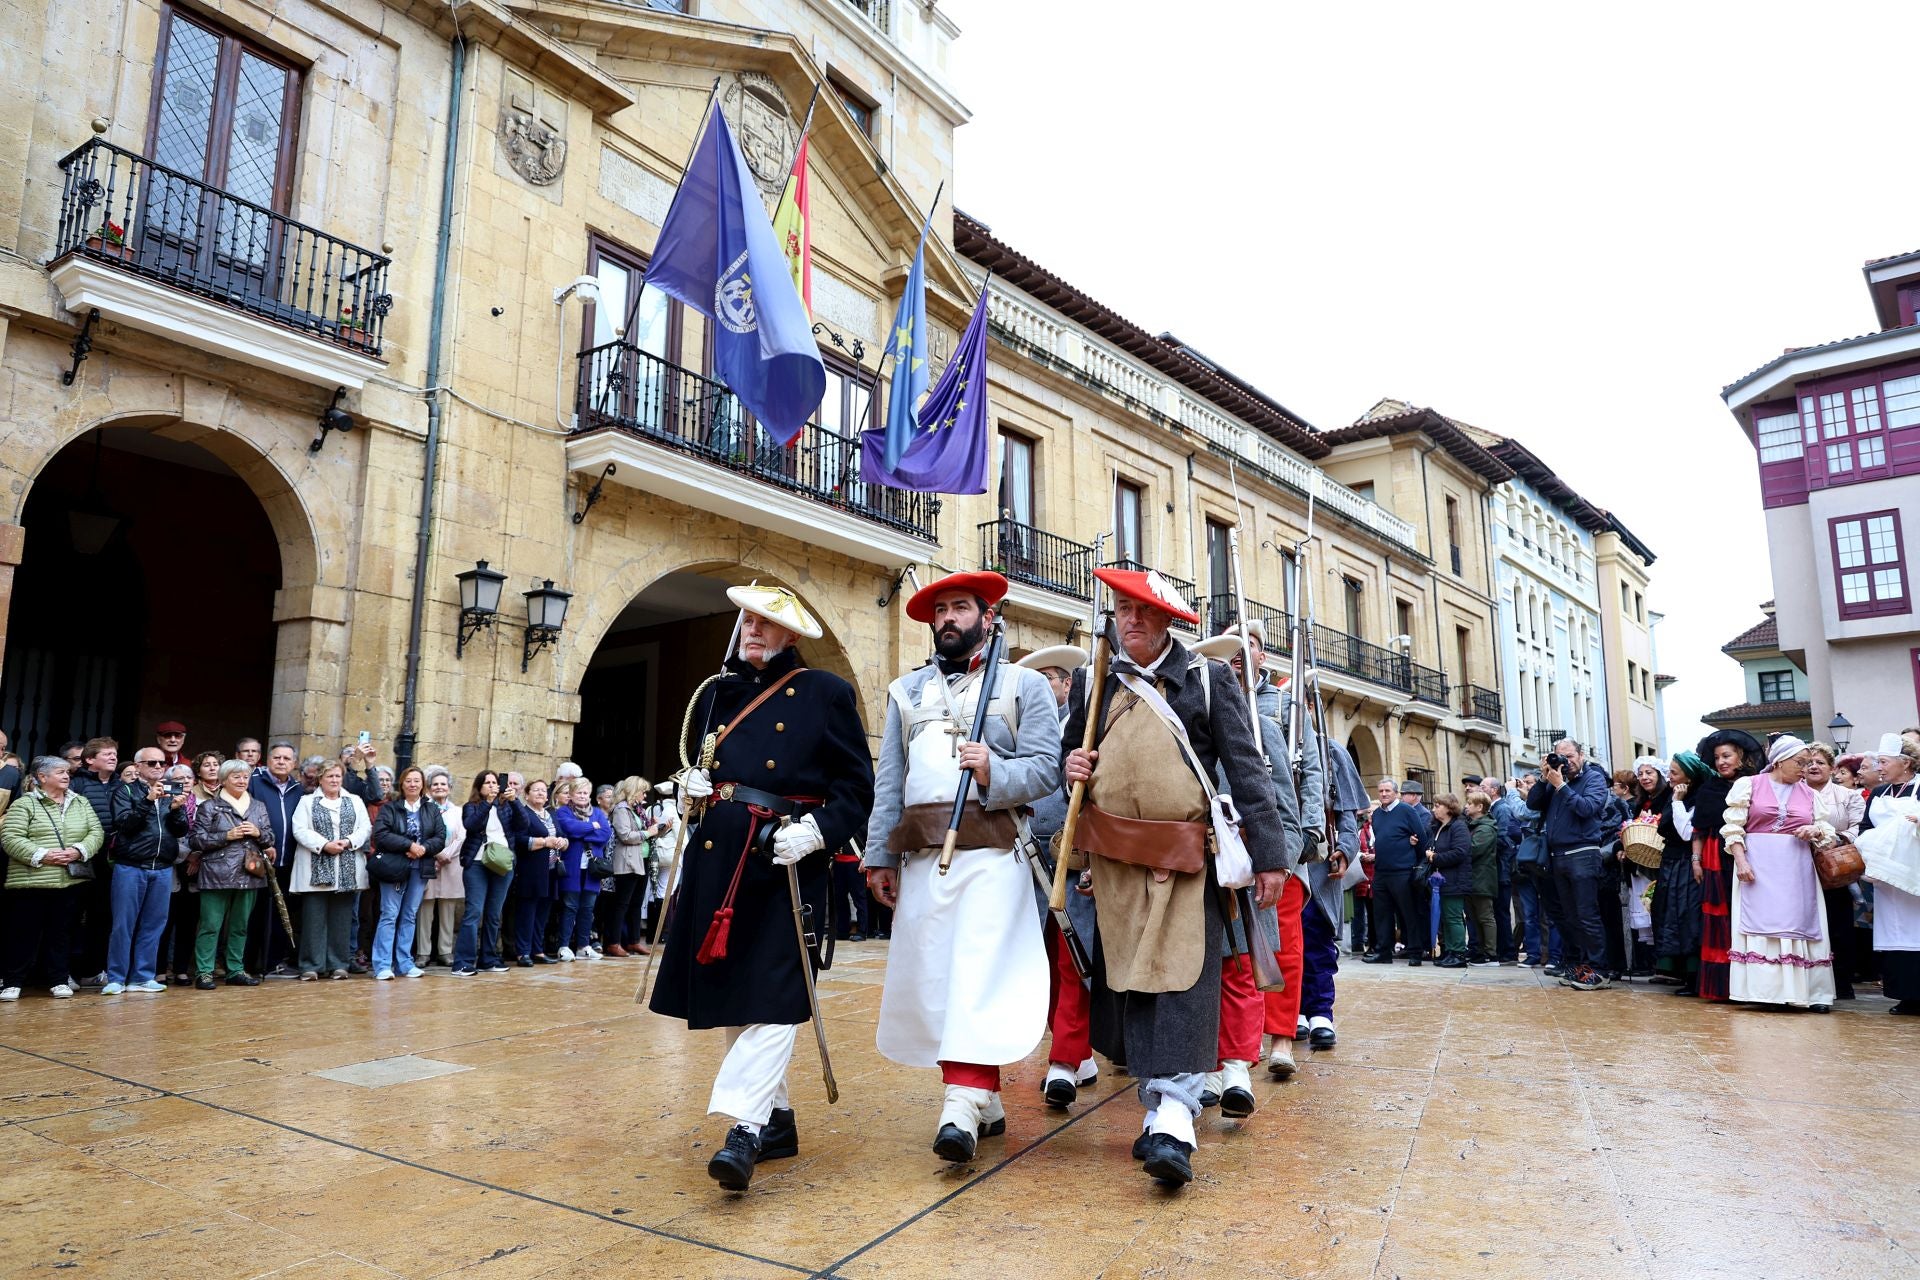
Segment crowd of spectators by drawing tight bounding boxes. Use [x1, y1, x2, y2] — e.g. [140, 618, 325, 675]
[1347, 728, 1920, 1010]
[0, 723, 727, 998]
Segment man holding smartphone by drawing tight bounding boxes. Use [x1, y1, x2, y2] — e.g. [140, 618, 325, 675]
[101, 750, 189, 994]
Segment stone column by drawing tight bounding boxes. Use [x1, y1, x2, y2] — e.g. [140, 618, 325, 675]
[0, 522, 24, 677]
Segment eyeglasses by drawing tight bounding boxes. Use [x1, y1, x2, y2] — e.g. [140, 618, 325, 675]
[159, 732, 185, 739]
[135, 758, 165, 766]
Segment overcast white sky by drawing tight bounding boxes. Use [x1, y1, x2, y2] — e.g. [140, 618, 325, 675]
[941, 0, 1920, 752]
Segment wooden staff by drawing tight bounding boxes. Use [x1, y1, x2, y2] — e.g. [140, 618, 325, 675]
[1049, 627, 1110, 913]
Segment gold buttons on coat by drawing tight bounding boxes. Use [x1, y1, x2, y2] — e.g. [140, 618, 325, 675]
[703, 840, 713, 849]
[766, 760, 776, 769]
[775, 722, 785, 732]
[785, 688, 795, 697]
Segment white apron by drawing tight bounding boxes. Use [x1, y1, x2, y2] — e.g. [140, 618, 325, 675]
[1867, 790, 1920, 952]
[874, 668, 1048, 1069]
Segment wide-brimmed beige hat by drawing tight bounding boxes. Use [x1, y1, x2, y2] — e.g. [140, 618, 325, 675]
[1216, 618, 1268, 646]
[1191, 633, 1255, 663]
[1018, 644, 1087, 673]
[726, 583, 823, 640]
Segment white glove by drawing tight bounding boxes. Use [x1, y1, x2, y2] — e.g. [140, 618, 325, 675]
[679, 768, 713, 799]
[771, 814, 825, 865]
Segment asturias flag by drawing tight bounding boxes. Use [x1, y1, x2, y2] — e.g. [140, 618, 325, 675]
[860, 281, 992, 494]
[875, 216, 931, 471]
[642, 105, 824, 444]
[771, 134, 812, 316]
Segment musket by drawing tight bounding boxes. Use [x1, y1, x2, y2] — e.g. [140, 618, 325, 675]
[636, 608, 744, 1002]
[1019, 815, 1092, 981]
[1052, 556, 1113, 917]
[937, 614, 1007, 874]
[783, 831, 838, 1103]
[1221, 461, 1291, 993]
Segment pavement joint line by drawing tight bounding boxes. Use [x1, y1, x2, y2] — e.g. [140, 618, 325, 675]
[0, 1039, 815, 1277]
[806, 1083, 1132, 1279]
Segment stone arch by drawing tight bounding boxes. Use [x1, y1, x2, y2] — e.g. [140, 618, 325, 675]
[1344, 721, 1384, 784]
[2, 412, 333, 752]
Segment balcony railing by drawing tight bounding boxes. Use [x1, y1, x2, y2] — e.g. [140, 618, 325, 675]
[55, 136, 392, 355]
[1204, 593, 1294, 647]
[1104, 558, 1201, 631]
[577, 339, 939, 541]
[1465, 684, 1502, 723]
[979, 519, 1092, 599]
[1409, 660, 1450, 706]
[1311, 623, 1410, 689]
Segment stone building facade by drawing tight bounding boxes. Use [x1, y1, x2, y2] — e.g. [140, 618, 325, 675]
[0, 0, 1511, 789]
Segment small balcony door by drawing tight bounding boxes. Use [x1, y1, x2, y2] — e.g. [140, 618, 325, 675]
[141, 5, 300, 307]
[1114, 478, 1144, 565]
[582, 236, 679, 435]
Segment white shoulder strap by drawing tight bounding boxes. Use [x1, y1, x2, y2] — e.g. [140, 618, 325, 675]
[1114, 670, 1219, 805]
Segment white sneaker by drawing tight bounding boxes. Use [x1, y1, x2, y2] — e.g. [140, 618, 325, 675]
[581, 945, 600, 960]
[133, 980, 167, 993]
[557, 947, 575, 962]
[100, 982, 126, 995]
[403, 967, 425, 979]
[51, 984, 75, 999]
[0, 987, 19, 1001]
[375, 970, 395, 981]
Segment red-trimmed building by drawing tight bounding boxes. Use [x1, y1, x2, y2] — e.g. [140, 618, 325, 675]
[1722, 251, 1920, 741]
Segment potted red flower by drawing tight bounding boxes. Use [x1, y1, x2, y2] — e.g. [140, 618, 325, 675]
[85, 220, 133, 261]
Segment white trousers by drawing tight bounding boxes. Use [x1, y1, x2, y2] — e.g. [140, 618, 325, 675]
[708, 1023, 796, 1126]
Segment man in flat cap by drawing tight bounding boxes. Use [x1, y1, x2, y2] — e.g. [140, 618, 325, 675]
[649, 584, 874, 1193]
[864, 571, 1059, 1163]
[1062, 567, 1287, 1187]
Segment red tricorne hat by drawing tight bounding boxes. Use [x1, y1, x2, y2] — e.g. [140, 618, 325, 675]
[1093, 567, 1200, 624]
[906, 570, 1009, 624]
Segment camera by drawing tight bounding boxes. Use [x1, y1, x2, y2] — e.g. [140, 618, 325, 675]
[164, 781, 184, 796]
[1546, 752, 1568, 773]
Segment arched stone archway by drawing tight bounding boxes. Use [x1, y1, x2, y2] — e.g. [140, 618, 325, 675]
[567, 562, 866, 785]
[1345, 722, 1384, 785]
[0, 416, 332, 759]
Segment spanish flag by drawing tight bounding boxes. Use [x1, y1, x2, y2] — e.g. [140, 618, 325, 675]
[771, 134, 812, 316]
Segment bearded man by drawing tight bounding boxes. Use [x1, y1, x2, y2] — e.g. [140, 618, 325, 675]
[864, 571, 1059, 1164]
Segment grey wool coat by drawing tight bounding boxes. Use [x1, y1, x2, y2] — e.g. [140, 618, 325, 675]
[862, 659, 1062, 866]
[1062, 636, 1287, 1079]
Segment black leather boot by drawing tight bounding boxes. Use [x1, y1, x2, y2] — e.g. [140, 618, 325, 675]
[758, 1107, 798, 1161]
[707, 1125, 761, 1191]
[1141, 1134, 1194, 1186]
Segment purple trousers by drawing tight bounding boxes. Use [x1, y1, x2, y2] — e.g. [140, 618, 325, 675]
[1301, 895, 1339, 1019]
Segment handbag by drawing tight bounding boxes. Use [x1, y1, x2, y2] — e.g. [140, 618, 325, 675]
[479, 840, 514, 875]
[1515, 829, 1548, 879]
[1814, 840, 1864, 890]
[37, 798, 95, 880]
[1411, 856, 1434, 889]
[368, 850, 413, 884]
[242, 846, 266, 879]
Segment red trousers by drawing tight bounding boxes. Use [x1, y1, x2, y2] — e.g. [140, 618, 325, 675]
[940, 1062, 1001, 1090]
[1045, 919, 1091, 1067]
[1261, 874, 1308, 1036]
[1218, 952, 1263, 1066]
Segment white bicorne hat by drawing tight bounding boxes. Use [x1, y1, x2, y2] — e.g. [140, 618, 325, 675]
[726, 583, 823, 640]
[1018, 644, 1087, 673]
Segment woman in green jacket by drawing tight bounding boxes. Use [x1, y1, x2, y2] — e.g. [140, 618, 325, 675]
[1465, 793, 1501, 965]
[1, 756, 106, 1000]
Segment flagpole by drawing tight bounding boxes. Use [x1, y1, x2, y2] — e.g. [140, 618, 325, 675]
[783, 82, 823, 175]
[871, 179, 946, 392]
[621, 75, 724, 340]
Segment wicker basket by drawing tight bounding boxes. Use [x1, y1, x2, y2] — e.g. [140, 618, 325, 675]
[1621, 822, 1664, 870]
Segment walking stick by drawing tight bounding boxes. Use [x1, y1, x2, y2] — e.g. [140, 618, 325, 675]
[786, 853, 838, 1103]
[1050, 626, 1110, 913]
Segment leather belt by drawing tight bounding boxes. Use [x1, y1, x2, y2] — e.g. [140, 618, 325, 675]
[711, 782, 814, 816]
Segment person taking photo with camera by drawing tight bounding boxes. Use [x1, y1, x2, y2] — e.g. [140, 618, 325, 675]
[1527, 738, 1613, 991]
[101, 749, 190, 994]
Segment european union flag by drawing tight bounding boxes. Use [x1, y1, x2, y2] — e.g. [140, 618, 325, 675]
[643, 104, 824, 445]
[860, 280, 992, 494]
[877, 216, 931, 470]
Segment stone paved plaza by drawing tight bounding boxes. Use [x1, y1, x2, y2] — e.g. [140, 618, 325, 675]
[2, 951, 1914, 1279]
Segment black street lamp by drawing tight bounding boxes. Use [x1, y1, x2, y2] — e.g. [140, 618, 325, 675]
[523, 579, 573, 672]
[1828, 713, 1853, 753]
[456, 560, 508, 658]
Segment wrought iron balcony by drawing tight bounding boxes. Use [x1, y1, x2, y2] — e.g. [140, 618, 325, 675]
[1409, 660, 1451, 707]
[54, 136, 391, 355]
[979, 519, 1093, 599]
[577, 339, 938, 542]
[1103, 558, 1202, 631]
[1204, 593, 1294, 648]
[1311, 623, 1410, 690]
[1465, 684, 1502, 723]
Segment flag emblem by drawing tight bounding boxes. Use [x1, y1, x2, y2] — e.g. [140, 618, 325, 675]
[714, 251, 757, 333]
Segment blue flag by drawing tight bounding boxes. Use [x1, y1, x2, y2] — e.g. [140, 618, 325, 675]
[860, 282, 991, 494]
[642, 104, 824, 444]
[877, 217, 932, 470]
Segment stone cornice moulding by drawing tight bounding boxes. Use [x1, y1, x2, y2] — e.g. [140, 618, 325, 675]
[564, 430, 935, 568]
[48, 256, 387, 392]
[411, 0, 636, 116]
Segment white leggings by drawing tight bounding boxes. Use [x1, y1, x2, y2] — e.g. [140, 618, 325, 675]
[708, 1023, 797, 1126]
